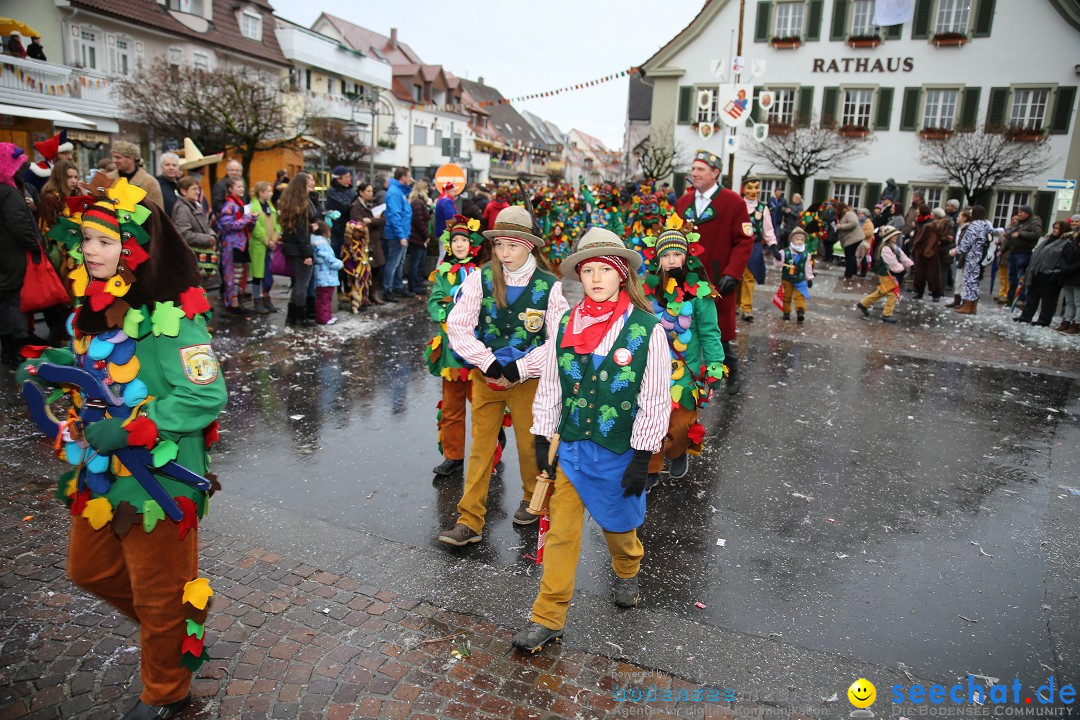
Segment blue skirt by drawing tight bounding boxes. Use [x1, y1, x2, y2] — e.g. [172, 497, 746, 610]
[560, 439, 646, 533]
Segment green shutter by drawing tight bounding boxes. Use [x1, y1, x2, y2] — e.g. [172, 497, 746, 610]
[912, 0, 933, 39]
[875, 88, 894, 130]
[1034, 191, 1055, 227]
[822, 86, 839, 127]
[959, 87, 981, 130]
[971, 188, 992, 208]
[830, 0, 849, 40]
[900, 87, 921, 131]
[986, 87, 1009, 130]
[972, 0, 996, 37]
[677, 86, 693, 125]
[812, 178, 830, 205]
[755, 1, 772, 42]
[884, 24, 902, 40]
[1049, 86, 1077, 135]
[674, 172, 687, 196]
[806, 0, 824, 40]
[752, 89, 766, 123]
[865, 182, 882, 205]
[797, 86, 815, 127]
[948, 186, 965, 203]
[896, 183, 909, 205]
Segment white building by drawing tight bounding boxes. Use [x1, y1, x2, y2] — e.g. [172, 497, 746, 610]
[639, 0, 1080, 226]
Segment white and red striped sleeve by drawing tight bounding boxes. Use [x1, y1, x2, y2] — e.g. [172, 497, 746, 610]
[629, 324, 673, 453]
[517, 281, 569, 380]
[445, 269, 496, 372]
[530, 306, 570, 439]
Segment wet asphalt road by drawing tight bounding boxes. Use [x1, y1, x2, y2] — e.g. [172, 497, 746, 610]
[3, 266, 1078, 706]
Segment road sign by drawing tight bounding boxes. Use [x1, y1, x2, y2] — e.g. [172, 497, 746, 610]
[1058, 188, 1075, 212]
[434, 164, 466, 196]
[1047, 179, 1076, 190]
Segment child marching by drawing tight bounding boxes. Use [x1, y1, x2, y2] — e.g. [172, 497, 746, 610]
[438, 206, 569, 546]
[775, 226, 815, 322]
[511, 227, 671, 653]
[640, 216, 725, 489]
[856, 225, 914, 323]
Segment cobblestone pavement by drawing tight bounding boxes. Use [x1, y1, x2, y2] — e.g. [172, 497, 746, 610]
[1, 465, 800, 720]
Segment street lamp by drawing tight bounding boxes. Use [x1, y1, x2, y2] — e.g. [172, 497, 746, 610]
[346, 88, 399, 182]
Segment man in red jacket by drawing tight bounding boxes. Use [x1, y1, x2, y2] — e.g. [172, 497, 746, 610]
[674, 150, 753, 394]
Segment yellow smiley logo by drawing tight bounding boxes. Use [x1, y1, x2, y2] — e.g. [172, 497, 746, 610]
[848, 678, 876, 708]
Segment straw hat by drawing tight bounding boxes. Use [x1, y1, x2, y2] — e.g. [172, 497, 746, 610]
[481, 205, 545, 247]
[178, 138, 224, 171]
[562, 227, 642, 281]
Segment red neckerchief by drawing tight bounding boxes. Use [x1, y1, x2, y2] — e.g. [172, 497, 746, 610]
[225, 194, 244, 218]
[561, 290, 630, 355]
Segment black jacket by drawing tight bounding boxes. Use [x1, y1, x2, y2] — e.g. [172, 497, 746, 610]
[0, 184, 42, 292]
[324, 181, 356, 248]
[281, 200, 317, 259]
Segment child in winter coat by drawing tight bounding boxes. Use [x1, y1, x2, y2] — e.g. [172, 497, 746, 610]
[775, 226, 815, 322]
[249, 181, 281, 314]
[311, 221, 343, 325]
[215, 177, 256, 314]
[856, 225, 914, 323]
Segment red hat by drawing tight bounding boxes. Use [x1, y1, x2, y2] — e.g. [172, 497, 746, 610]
[34, 131, 72, 163]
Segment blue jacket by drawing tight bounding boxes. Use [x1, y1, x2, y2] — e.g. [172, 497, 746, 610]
[434, 195, 456, 238]
[311, 237, 343, 288]
[384, 178, 413, 241]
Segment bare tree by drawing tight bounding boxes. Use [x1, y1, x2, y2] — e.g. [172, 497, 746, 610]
[633, 124, 686, 181]
[114, 59, 306, 184]
[918, 124, 1054, 203]
[311, 118, 369, 169]
[745, 116, 874, 194]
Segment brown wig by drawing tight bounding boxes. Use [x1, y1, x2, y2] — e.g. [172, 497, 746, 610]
[488, 243, 553, 309]
[278, 172, 311, 234]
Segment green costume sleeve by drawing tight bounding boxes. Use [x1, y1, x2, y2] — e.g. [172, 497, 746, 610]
[143, 318, 227, 436]
[16, 347, 76, 386]
[250, 200, 267, 245]
[427, 272, 452, 323]
[694, 298, 725, 370]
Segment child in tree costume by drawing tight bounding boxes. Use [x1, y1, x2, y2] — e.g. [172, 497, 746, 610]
[774, 226, 815, 322]
[739, 177, 781, 322]
[512, 227, 671, 653]
[17, 174, 227, 720]
[626, 186, 675, 277]
[640, 215, 725, 488]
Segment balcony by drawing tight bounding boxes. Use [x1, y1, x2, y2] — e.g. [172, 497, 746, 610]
[302, 91, 360, 122]
[275, 25, 391, 90]
[0, 55, 117, 127]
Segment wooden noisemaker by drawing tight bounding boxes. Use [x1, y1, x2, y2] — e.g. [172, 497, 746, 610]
[527, 434, 560, 515]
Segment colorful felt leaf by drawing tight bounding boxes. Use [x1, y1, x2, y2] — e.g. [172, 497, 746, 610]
[185, 618, 205, 639]
[122, 307, 145, 338]
[143, 500, 165, 532]
[665, 278, 677, 295]
[131, 205, 151, 225]
[82, 496, 114, 530]
[125, 416, 158, 449]
[670, 384, 684, 405]
[104, 298, 131, 329]
[181, 632, 205, 658]
[466, 218, 481, 232]
[176, 496, 198, 540]
[85, 280, 115, 312]
[104, 274, 131, 298]
[182, 577, 214, 610]
[111, 501, 137, 538]
[150, 439, 178, 467]
[179, 648, 211, 672]
[107, 356, 140, 384]
[70, 488, 90, 516]
[107, 177, 147, 212]
[687, 422, 706, 445]
[203, 420, 219, 448]
[69, 265, 90, 296]
[151, 301, 185, 337]
[178, 286, 211, 319]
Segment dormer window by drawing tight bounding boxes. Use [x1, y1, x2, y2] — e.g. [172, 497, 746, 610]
[240, 9, 262, 41]
[168, 0, 205, 15]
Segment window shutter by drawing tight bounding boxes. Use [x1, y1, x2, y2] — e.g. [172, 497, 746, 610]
[986, 87, 1009, 130]
[751, 89, 765, 123]
[674, 172, 688, 196]
[947, 186, 965, 203]
[677, 86, 693, 125]
[959, 87, 981, 130]
[900, 87, 921, 131]
[822, 86, 839, 127]
[830, 0, 849, 41]
[972, 0, 996, 37]
[884, 23, 902, 40]
[912, 0, 933, 39]
[806, 0, 824, 41]
[1048, 86, 1077, 135]
[70, 25, 80, 64]
[1034, 191, 1055, 227]
[865, 182, 882, 205]
[812, 178, 830, 206]
[797, 86, 815, 127]
[755, 2, 772, 42]
[874, 88, 894, 130]
[896, 183, 909, 205]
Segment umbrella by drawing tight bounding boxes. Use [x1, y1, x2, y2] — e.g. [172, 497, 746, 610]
[0, 17, 41, 37]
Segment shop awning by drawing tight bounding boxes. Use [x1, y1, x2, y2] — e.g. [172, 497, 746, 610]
[0, 103, 97, 128]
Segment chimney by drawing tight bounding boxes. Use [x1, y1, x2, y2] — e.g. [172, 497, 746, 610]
[389, 28, 398, 48]
[478, 76, 484, 86]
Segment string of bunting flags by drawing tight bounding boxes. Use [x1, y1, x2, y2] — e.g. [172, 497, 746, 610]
[0, 63, 110, 96]
[405, 67, 639, 112]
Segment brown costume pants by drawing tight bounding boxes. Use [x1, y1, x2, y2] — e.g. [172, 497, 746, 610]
[912, 254, 942, 297]
[439, 378, 469, 461]
[648, 406, 700, 474]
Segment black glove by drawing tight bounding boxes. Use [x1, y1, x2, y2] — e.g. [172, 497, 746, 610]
[893, 271, 906, 285]
[501, 359, 521, 384]
[621, 450, 653, 498]
[534, 435, 556, 478]
[807, 280, 813, 288]
[716, 275, 739, 296]
[771, 245, 782, 261]
[482, 360, 503, 379]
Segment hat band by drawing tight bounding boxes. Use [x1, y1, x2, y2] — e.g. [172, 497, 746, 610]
[493, 221, 534, 235]
[577, 255, 629, 283]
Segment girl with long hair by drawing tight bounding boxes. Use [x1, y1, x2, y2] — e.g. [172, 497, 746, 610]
[278, 172, 317, 326]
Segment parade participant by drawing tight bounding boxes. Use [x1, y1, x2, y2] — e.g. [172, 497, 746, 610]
[438, 205, 568, 546]
[641, 217, 724, 489]
[215, 177, 256, 315]
[248, 181, 280, 314]
[910, 207, 951, 301]
[310, 220, 343, 325]
[775, 226, 815, 322]
[856, 226, 914, 323]
[25, 131, 75, 193]
[511, 227, 670, 653]
[673, 150, 752, 394]
[950, 206, 993, 315]
[35, 159, 83, 346]
[18, 174, 227, 719]
[738, 177, 780, 322]
[426, 215, 485, 476]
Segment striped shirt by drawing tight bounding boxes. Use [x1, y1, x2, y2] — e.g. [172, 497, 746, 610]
[530, 306, 672, 453]
[446, 266, 569, 379]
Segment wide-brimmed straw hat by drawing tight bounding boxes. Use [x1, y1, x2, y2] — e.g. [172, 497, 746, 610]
[178, 138, 224, 171]
[562, 227, 642, 281]
[481, 205, 545, 247]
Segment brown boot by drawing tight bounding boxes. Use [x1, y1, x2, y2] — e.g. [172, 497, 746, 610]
[369, 289, 385, 305]
[955, 300, 975, 315]
[1053, 320, 1073, 332]
[1062, 323, 1080, 335]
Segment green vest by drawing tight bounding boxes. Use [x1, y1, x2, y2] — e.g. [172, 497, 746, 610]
[875, 243, 897, 276]
[783, 250, 808, 284]
[477, 266, 557, 351]
[749, 200, 768, 242]
[555, 307, 659, 454]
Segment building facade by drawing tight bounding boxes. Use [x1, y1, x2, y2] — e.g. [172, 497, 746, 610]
[640, 0, 1080, 225]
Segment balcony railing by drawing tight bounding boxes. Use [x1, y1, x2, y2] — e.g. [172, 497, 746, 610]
[0, 55, 116, 119]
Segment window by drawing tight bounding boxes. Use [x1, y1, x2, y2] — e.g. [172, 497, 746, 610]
[168, 46, 183, 67]
[305, 69, 311, 90]
[413, 125, 427, 146]
[833, 182, 863, 208]
[922, 89, 959, 130]
[115, 37, 131, 75]
[774, 2, 805, 38]
[168, 0, 205, 13]
[240, 9, 262, 41]
[1009, 89, 1050, 131]
[993, 190, 1030, 228]
[911, 186, 945, 209]
[695, 86, 720, 124]
[80, 29, 98, 70]
[412, 85, 422, 102]
[851, 0, 878, 35]
[759, 178, 787, 198]
[769, 88, 796, 125]
[841, 89, 874, 128]
[935, 0, 970, 35]
[192, 51, 209, 72]
[434, 129, 443, 148]
[326, 78, 335, 95]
